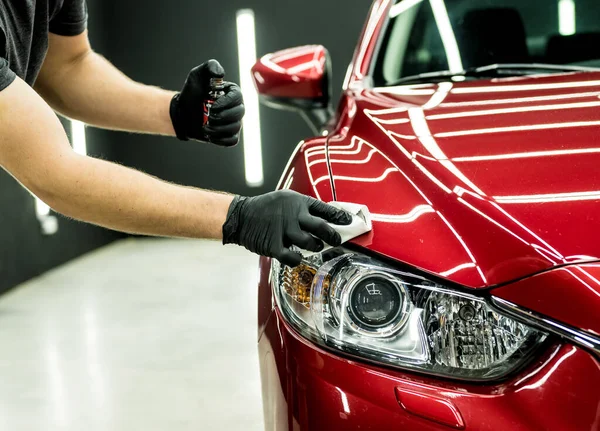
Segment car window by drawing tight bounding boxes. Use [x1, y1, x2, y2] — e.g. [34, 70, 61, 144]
[374, 0, 600, 86]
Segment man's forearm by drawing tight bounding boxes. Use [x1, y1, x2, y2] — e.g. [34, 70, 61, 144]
[44, 152, 233, 239]
[36, 48, 177, 136]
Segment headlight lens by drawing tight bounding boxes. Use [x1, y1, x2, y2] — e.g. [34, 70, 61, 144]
[347, 272, 408, 332]
[272, 250, 547, 380]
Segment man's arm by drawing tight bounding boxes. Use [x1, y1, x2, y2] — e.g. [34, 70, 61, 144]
[34, 31, 177, 136]
[1, 77, 351, 266]
[3, 76, 231, 238]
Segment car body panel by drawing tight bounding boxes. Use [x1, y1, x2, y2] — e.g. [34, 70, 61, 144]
[321, 72, 600, 288]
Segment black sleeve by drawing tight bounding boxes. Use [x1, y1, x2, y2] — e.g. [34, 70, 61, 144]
[49, 0, 88, 36]
[0, 26, 15, 92]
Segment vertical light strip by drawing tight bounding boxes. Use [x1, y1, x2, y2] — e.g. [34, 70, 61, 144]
[559, 0, 576, 36]
[34, 118, 85, 235]
[429, 0, 463, 73]
[35, 193, 58, 235]
[71, 119, 87, 155]
[34, 195, 58, 235]
[236, 9, 264, 187]
[35, 198, 50, 218]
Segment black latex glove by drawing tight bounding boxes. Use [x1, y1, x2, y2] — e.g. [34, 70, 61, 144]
[222, 190, 353, 267]
[170, 59, 245, 147]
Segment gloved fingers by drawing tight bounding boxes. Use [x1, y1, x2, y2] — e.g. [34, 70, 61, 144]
[209, 104, 246, 125]
[308, 199, 353, 226]
[205, 121, 242, 138]
[299, 214, 343, 247]
[286, 228, 324, 253]
[205, 59, 226, 78]
[211, 84, 244, 111]
[191, 59, 225, 81]
[275, 248, 303, 267]
[208, 135, 240, 147]
[222, 81, 239, 91]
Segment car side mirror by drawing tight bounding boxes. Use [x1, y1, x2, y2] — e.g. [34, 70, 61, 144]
[252, 45, 333, 134]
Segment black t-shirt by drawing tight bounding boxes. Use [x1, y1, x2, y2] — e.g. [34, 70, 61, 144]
[0, 0, 87, 92]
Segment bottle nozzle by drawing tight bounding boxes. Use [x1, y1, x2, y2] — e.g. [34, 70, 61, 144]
[210, 77, 225, 91]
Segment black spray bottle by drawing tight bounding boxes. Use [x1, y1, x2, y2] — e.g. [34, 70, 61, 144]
[203, 77, 226, 142]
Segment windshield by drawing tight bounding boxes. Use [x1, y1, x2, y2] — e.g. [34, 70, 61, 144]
[373, 0, 600, 86]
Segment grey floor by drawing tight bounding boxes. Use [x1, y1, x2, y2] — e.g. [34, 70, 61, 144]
[0, 239, 264, 431]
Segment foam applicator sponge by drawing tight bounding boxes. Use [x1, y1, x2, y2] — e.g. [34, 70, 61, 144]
[303, 202, 372, 257]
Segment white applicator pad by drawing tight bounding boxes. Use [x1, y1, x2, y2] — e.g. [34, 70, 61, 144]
[303, 202, 372, 257]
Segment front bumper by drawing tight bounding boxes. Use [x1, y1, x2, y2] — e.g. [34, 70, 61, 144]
[259, 308, 600, 431]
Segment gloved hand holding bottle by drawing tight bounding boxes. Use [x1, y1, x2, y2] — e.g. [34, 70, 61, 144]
[170, 59, 245, 147]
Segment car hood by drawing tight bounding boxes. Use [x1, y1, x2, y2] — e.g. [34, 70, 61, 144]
[327, 72, 600, 288]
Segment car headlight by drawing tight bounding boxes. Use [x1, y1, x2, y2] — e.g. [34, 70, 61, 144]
[272, 249, 548, 381]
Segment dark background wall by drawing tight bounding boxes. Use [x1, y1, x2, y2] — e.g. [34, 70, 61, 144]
[0, 0, 371, 293]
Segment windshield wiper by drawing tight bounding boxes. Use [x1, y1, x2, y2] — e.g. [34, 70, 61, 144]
[387, 63, 600, 86]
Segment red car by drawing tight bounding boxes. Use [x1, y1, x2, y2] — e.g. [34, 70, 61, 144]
[251, 0, 600, 429]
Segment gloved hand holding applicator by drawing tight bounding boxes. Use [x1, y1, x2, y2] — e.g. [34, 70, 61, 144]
[222, 191, 355, 267]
